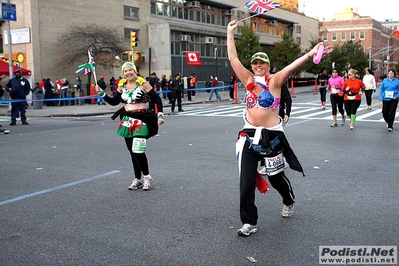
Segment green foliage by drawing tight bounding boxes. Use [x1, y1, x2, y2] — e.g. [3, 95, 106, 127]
[235, 23, 261, 70]
[270, 33, 302, 76]
[321, 41, 369, 76]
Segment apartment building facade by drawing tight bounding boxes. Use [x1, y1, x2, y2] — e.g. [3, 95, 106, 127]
[320, 9, 399, 78]
[0, 0, 318, 86]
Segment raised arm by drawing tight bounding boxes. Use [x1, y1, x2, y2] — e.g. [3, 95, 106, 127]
[227, 20, 253, 86]
[271, 42, 332, 90]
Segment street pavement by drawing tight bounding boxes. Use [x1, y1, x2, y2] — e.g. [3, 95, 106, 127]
[1, 85, 398, 265]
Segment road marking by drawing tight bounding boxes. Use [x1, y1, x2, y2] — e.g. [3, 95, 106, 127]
[0, 170, 121, 207]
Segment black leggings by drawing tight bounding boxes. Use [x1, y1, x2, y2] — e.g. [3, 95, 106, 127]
[239, 140, 295, 225]
[382, 99, 398, 128]
[330, 94, 345, 116]
[319, 87, 327, 102]
[364, 90, 373, 106]
[344, 100, 361, 117]
[124, 137, 149, 179]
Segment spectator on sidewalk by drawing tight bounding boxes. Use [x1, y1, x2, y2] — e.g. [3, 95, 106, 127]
[75, 76, 83, 105]
[190, 73, 197, 99]
[229, 75, 236, 101]
[5, 69, 31, 125]
[169, 73, 184, 112]
[207, 75, 222, 102]
[57, 78, 69, 106]
[97, 75, 107, 105]
[160, 74, 168, 100]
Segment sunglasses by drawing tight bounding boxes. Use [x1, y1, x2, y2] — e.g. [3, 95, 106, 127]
[251, 53, 270, 64]
[332, 71, 338, 73]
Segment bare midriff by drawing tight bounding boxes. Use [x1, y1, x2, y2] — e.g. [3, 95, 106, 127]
[246, 107, 280, 128]
[124, 103, 147, 111]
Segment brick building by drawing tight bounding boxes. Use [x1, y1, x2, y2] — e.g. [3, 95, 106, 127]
[320, 8, 399, 78]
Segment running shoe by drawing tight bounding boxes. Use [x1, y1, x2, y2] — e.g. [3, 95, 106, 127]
[330, 122, 338, 127]
[388, 128, 393, 132]
[350, 125, 354, 130]
[341, 116, 345, 125]
[128, 178, 143, 190]
[282, 204, 294, 218]
[142, 175, 153, 191]
[237, 224, 257, 236]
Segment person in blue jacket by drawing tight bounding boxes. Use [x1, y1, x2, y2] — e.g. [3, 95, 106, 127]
[379, 68, 399, 132]
[5, 69, 31, 125]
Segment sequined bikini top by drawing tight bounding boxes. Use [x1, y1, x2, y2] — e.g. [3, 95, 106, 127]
[244, 75, 280, 109]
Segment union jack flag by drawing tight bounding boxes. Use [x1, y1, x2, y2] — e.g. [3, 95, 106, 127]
[245, 0, 282, 15]
[75, 63, 93, 74]
[88, 49, 96, 70]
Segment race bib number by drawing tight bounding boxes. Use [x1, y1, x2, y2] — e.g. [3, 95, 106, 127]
[385, 91, 394, 98]
[347, 95, 356, 100]
[332, 88, 340, 94]
[263, 154, 285, 175]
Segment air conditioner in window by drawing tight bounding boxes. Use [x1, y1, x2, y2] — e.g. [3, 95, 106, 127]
[181, 35, 191, 42]
[222, 10, 234, 16]
[205, 37, 216, 44]
[189, 1, 200, 8]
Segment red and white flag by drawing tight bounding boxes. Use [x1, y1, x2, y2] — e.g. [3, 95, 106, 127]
[185, 52, 201, 66]
[245, 0, 282, 15]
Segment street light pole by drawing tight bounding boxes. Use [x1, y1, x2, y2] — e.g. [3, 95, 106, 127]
[215, 47, 218, 79]
[387, 30, 394, 71]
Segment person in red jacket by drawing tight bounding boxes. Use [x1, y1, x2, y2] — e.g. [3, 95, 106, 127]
[342, 68, 365, 130]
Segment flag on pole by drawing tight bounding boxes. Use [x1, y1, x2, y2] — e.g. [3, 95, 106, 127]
[75, 63, 93, 74]
[244, 0, 283, 15]
[185, 51, 201, 66]
[88, 49, 96, 70]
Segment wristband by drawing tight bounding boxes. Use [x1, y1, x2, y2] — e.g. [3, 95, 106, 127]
[98, 90, 105, 97]
[157, 112, 164, 119]
[307, 53, 312, 60]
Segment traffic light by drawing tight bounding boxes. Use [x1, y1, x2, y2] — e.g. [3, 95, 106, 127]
[131, 31, 138, 49]
[121, 51, 131, 62]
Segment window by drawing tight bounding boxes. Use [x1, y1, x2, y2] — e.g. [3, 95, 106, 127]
[359, 31, 365, 40]
[150, 0, 229, 27]
[323, 33, 328, 41]
[124, 5, 139, 20]
[350, 32, 355, 40]
[341, 32, 346, 41]
[237, 10, 245, 20]
[332, 33, 337, 41]
[296, 37, 301, 45]
[296, 25, 301, 33]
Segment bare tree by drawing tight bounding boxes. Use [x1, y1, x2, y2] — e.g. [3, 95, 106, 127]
[54, 23, 126, 70]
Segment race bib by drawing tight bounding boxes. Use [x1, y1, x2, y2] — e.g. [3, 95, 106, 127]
[347, 95, 356, 100]
[385, 91, 394, 99]
[332, 88, 340, 94]
[263, 154, 285, 176]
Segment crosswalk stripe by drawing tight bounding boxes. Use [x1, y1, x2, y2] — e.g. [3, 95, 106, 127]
[177, 103, 399, 123]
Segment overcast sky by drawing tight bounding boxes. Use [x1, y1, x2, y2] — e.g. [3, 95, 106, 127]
[299, 0, 398, 22]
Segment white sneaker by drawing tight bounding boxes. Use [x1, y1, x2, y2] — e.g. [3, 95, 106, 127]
[281, 204, 294, 218]
[128, 178, 143, 190]
[142, 175, 153, 191]
[237, 223, 257, 236]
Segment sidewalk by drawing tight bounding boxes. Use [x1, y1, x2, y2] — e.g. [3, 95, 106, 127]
[0, 88, 240, 118]
[0, 85, 317, 118]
